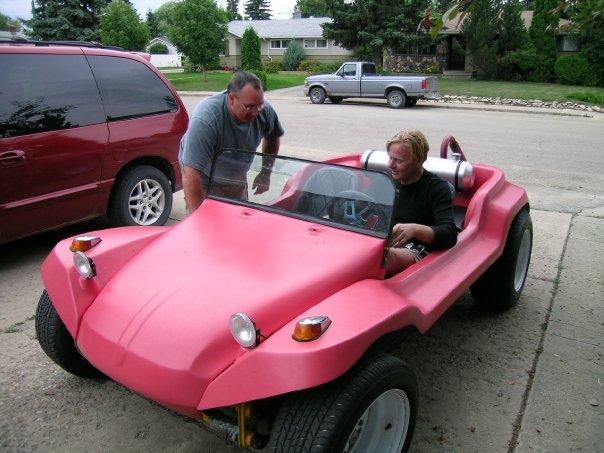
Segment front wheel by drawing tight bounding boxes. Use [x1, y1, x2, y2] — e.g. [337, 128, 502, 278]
[268, 353, 418, 452]
[387, 90, 406, 109]
[310, 87, 326, 104]
[108, 165, 173, 227]
[470, 208, 533, 310]
[35, 291, 106, 379]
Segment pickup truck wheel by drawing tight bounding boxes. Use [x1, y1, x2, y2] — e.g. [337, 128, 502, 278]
[310, 87, 326, 104]
[470, 209, 533, 310]
[329, 96, 343, 104]
[387, 90, 406, 109]
[35, 290, 106, 379]
[108, 165, 172, 227]
[404, 98, 418, 107]
[268, 353, 418, 453]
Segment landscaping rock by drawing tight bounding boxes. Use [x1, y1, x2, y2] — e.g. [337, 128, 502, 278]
[427, 95, 600, 112]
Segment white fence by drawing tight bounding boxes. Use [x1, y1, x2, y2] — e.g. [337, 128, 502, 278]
[150, 54, 182, 68]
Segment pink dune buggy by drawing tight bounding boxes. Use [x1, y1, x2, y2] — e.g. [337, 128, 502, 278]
[36, 137, 532, 452]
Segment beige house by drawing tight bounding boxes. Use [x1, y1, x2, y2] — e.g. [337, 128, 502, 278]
[221, 17, 353, 68]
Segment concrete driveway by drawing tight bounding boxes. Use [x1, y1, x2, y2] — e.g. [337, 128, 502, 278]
[1, 94, 602, 452]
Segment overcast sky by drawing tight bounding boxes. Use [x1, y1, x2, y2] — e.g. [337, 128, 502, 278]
[2, 0, 298, 21]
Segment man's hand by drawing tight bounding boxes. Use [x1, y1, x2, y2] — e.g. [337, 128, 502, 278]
[391, 223, 417, 247]
[252, 169, 270, 195]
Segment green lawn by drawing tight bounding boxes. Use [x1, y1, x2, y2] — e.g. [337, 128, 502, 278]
[163, 70, 603, 106]
[163, 70, 306, 91]
[438, 78, 604, 106]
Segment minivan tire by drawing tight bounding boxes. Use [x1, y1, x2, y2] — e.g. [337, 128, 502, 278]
[109, 165, 173, 227]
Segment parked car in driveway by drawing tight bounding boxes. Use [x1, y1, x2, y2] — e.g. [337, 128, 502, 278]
[0, 40, 188, 245]
[304, 61, 439, 108]
[36, 137, 532, 452]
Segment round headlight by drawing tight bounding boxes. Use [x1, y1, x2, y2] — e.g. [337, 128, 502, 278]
[73, 251, 95, 278]
[229, 313, 257, 348]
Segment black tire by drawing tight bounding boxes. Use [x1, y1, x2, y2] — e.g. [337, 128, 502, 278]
[329, 96, 344, 104]
[404, 97, 417, 107]
[387, 89, 406, 109]
[309, 87, 326, 104]
[108, 165, 173, 227]
[35, 291, 106, 379]
[268, 353, 418, 453]
[470, 208, 533, 310]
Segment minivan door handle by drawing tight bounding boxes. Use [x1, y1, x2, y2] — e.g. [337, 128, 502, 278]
[0, 150, 26, 167]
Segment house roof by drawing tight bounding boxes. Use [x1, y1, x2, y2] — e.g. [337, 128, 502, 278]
[228, 17, 331, 39]
[440, 10, 572, 35]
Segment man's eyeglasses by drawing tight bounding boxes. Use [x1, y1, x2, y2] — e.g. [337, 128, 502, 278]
[235, 96, 264, 113]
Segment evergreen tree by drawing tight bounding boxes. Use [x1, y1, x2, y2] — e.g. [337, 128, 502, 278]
[498, 0, 527, 54]
[462, 0, 501, 79]
[528, 0, 559, 81]
[244, 0, 271, 20]
[241, 26, 262, 70]
[146, 9, 160, 38]
[323, 0, 431, 66]
[27, 0, 110, 41]
[573, 0, 604, 86]
[100, 0, 149, 50]
[296, 0, 330, 17]
[227, 0, 242, 20]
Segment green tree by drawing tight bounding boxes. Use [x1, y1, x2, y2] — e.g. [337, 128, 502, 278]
[241, 26, 262, 70]
[146, 9, 160, 38]
[27, 0, 110, 41]
[573, 0, 604, 86]
[296, 0, 330, 17]
[282, 41, 305, 70]
[227, 0, 242, 20]
[528, 0, 559, 81]
[0, 12, 22, 31]
[323, 0, 431, 66]
[155, 1, 178, 37]
[168, 0, 228, 78]
[244, 0, 271, 20]
[100, 0, 149, 50]
[462, 0, 501, 79]
[498, 0, 527, 54]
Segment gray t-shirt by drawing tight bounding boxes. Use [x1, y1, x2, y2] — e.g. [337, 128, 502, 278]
[178, 91, 284, 184]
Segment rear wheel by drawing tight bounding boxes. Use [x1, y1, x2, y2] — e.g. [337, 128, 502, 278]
[108, 165, 172, 227]
[470, 209, 533, 310]
[268, 353, 418, 452]
[387, 90, 406, 109]
[329, 96, 344, 104]
[35, 291, 106, 379]
[310, 87, 326, 104]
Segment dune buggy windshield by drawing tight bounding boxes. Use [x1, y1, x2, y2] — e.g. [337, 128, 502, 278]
[208, 149, 396, 238]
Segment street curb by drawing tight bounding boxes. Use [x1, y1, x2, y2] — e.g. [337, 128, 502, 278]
[176, 90, 601, 119]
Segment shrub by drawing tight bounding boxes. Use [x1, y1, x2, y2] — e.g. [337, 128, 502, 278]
[241, 27, 262, 71]
[182, 56, 200, 72]
[423, 63, 442, 74]
[149, 42, 169, 54]
[264, 60, 282, 74]
[298, 59, 321, 73]
[282, 42, 304, 71]
[249, 69, 267, 90]
[313, 60, 344, 75]
[554, 54, 591, 85]
[500, 47, 538, 81]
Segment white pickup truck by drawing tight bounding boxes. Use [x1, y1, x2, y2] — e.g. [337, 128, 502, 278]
[304, 61, 439, 108]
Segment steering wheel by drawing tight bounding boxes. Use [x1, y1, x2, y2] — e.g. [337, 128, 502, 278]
[330, 190, 389, 231]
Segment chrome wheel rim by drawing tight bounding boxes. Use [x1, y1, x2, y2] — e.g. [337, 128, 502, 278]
[388, 92, 403, 107]
[128, 179, 165, 225]
[343, 389, 410, 453]
[514, 228, 532, 292]
[311, 89, 322, 102]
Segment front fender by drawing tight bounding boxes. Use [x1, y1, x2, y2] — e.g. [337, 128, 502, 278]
[41, 226, 169, 338]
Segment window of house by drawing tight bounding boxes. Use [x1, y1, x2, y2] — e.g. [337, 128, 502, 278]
[304, 39, 328, 49]
[557, 35, 579, 52]
[270, 40, 291, 49]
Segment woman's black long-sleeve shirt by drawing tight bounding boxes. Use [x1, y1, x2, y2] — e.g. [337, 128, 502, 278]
[394, 170, 458, 252]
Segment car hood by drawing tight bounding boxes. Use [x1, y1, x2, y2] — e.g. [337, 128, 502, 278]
[77, 200, 385, 414]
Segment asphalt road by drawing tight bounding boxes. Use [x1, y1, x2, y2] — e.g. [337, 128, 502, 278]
[1, 92, 602, 452]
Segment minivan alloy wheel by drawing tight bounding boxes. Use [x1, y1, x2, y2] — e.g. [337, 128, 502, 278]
[129, 178, 166, 225]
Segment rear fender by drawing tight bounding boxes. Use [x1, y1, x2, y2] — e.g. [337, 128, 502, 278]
[197, 280, 423, 410]
[41, 226, 169, 338]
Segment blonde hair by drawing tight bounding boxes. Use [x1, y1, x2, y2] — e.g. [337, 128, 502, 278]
[386, 130, 429, 164]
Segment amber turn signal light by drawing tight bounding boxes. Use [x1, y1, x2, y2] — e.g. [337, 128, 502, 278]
[292, 316, 332, 342]
[69, 236, 102, 252]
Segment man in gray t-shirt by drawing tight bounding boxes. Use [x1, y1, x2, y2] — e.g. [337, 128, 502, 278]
[179, 71, 284, 213]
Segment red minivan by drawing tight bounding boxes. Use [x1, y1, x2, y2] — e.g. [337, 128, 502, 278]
[0, 41, 188, 244]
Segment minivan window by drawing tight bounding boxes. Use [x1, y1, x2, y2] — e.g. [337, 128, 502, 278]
[0, 54, 105, 138]
[88, 56, 178, 121]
